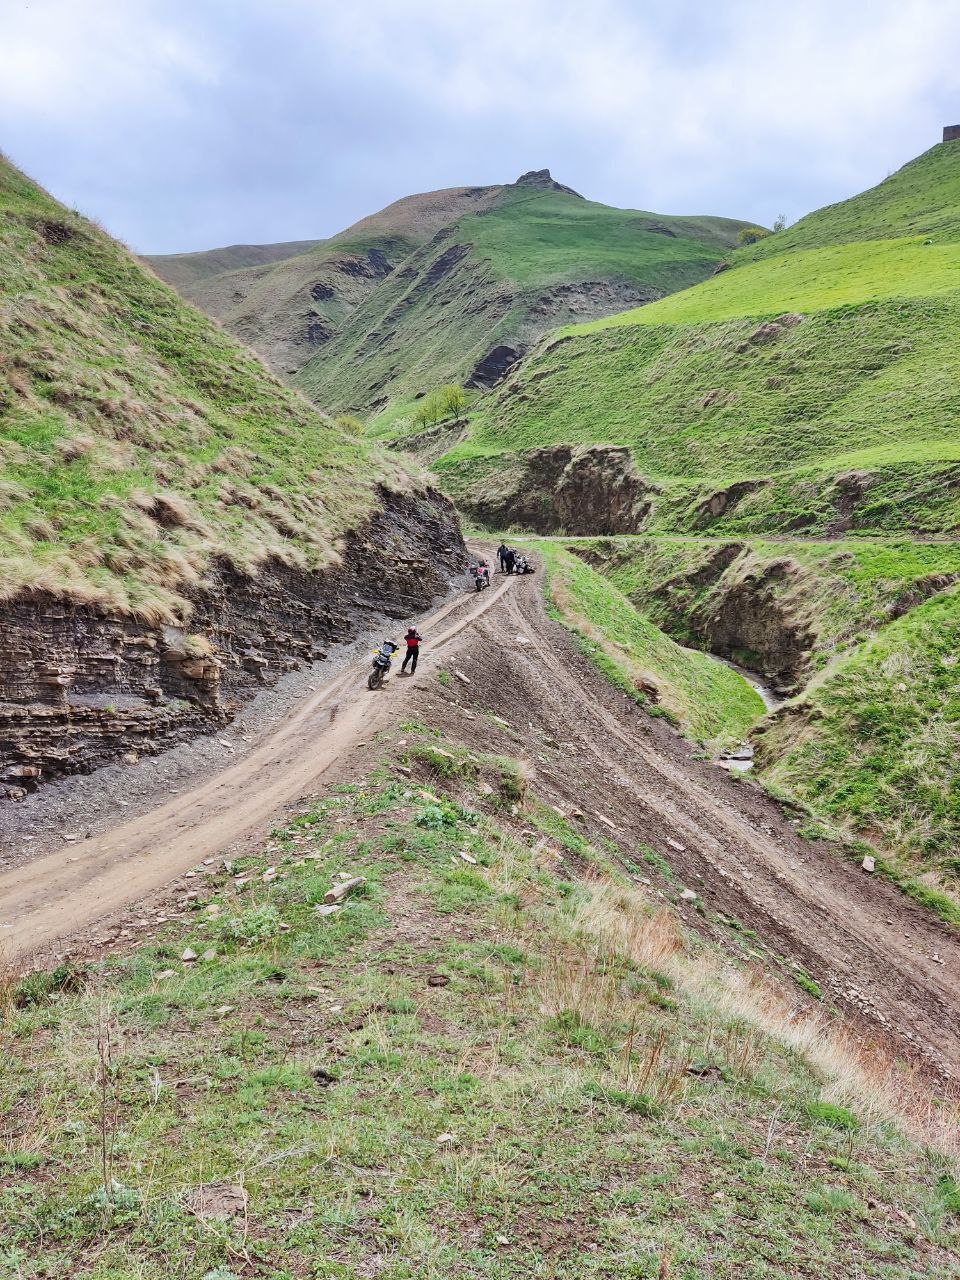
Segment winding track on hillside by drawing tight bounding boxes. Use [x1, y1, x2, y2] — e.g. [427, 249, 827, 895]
[2, 563, 959, 1077]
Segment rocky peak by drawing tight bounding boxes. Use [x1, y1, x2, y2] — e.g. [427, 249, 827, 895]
[514, 169, 583, 198]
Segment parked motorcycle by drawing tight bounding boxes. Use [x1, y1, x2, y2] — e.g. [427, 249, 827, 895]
[368, 640, 399, 690]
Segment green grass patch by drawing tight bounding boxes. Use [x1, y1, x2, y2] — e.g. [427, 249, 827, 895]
[535, 541, 764, 745]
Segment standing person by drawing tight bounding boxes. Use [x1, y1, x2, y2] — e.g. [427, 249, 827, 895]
[400, 626, 421, 675]
[504, 547, 516, 575]
[497, 542, 510, 573]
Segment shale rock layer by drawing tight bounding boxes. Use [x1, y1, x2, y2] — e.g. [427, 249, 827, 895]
[1, 487, 464, 797]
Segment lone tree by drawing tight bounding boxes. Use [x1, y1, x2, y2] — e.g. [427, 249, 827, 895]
[439, 384, 467, 422]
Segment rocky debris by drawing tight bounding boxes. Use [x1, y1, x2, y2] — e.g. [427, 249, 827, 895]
[666, 838, 686, 852]
[184, 1182, 248, 1221]
[695, 479, 769, 527]
[181, 947, 197, 962]
[315, 904, 341, 918]
[427, 973, 450, 987]
[826, 470, 875, 535]
[466, 343, 523, 390]
[465, 444, 661, 535]
[862, 855, 876, 873]
[0, 487, 465, 795]
[513, 169, 582, 198]
[679, 888, 698, 902]
[454, 670, 471, 685]
[741, 313, 803, 349]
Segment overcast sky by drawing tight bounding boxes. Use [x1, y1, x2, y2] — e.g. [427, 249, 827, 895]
[2, 0, 959, 254]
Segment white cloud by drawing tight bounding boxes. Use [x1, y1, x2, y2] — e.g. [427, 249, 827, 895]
[2, 0, 959, 247]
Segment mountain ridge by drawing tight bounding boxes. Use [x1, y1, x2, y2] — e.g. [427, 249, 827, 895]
[146, 171, 756, 397]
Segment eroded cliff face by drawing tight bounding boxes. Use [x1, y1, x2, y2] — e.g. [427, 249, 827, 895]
[0, 487, 465, 798]
[464, 444, 661, 535]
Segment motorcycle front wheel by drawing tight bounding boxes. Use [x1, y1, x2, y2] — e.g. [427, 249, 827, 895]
[368, 667, 384, 690]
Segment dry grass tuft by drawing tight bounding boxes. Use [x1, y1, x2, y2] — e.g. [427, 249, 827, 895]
[575, 878, 960, 1155]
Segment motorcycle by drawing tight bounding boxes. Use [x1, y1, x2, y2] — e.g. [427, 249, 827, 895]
[368, 640, 399, 690]
[470, 563, 490, 592]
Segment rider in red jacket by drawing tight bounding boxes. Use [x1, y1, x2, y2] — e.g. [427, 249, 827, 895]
[401, 626, 422, 675]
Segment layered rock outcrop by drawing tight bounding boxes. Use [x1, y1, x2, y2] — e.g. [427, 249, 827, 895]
[1, 487, 464, 797]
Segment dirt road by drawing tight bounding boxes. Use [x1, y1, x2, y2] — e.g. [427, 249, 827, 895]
[3, 562, 959, 1078]
[0, 577, 512, 961]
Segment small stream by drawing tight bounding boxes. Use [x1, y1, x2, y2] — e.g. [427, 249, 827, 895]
[714, 654, 786, 714]
[692, 649, 787, 772]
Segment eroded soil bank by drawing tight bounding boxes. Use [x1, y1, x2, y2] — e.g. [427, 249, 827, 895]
[0, 486, 465, 798]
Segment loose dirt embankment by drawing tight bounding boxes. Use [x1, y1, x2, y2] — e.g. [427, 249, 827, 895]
[2, 560, 959, 1081]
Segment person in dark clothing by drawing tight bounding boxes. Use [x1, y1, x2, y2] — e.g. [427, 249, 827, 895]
[401, 626, 421, 675]
[504, 548, 516, 574]
[497, 543, 510, 573]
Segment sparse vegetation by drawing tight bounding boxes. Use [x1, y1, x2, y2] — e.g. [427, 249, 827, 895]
[2, 737, 956, 1275]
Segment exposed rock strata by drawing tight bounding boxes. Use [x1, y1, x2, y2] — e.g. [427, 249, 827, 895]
[465, 444, 661, 535]
[0, 488, 464, 797]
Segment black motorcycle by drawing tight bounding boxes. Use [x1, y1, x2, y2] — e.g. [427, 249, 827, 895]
[368, 640, 399, 690]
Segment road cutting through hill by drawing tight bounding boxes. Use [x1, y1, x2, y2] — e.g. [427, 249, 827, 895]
[0, 576, 513, 962]
[2, 560, 959, 1080]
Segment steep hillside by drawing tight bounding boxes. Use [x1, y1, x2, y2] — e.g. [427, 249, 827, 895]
[416, 139, 960, 886]
[434, 140, 960, 539]
[150, 170, 751, 403]
[554, 536, 960, 877]
[147, 184, 506, 377]
[0, 157, 464, 793]
[298, 172, 751, 416]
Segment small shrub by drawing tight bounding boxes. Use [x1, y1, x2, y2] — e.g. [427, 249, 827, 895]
[14, 960, 86, 1009]
[937, 1174, 960, 1215]
[793, 969, 823, 1000]
[224, 903, 282, 944]
[549, 1009, 609, 1055]
[584, 1080, 660, 1116]
[805, 1101, 859, 1131]
[334, 414, 364, 435]
[805, 1186, 858, 1216]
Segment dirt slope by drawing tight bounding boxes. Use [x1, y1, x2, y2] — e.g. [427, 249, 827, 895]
[2, 560, 958, 1080]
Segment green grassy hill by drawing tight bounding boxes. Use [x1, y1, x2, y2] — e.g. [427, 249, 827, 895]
[420, 140, 960, 887]
[549, 536, 960, 879]
[147, 184, 507, 377]
[144, 238, 322, 292]
[433, 140, 960, 539]
[0, 156, 427, 620]
[297, 174, 752, 418]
